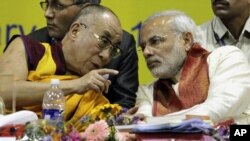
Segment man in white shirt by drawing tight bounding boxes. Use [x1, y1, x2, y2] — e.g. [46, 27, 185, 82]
[134, 10, 250, 124]
[197, 0, 250, 63]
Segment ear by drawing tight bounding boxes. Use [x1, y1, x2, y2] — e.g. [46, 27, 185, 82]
[182, 32, 193, 51]
[68, 22, 81, 40]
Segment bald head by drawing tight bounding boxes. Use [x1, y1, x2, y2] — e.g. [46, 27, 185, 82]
[72, 4, 122, 45]
[74, 4, 119, 24]
[62, 4, 122, 75]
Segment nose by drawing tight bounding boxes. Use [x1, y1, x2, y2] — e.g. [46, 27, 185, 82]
[44, 7, 55, 19]
[143, 46, 154, 58]
[99, 48, 111, 64]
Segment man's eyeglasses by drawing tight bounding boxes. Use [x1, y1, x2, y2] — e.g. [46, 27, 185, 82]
[40, 1, 83, 11]
[80, 23, 121, 58]
[139, 35, 168, 51]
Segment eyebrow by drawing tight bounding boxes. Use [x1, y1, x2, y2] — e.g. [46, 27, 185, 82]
[139, 35, 166, 46]
[102, 30, 121, 46]
[101, 30, 112, 38]
[150, 35, 167, 41]
[147, 35, 160, 42]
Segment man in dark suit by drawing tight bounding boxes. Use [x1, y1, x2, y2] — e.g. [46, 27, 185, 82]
[28, 0, 138, 108]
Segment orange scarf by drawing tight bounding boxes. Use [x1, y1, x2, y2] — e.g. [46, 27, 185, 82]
[153, 43, 210, 116]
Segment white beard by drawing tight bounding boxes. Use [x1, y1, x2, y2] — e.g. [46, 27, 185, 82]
[150, 40, 187, 79]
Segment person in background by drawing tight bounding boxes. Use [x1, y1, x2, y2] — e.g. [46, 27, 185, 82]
[197, 0, 250, 63]
[28, 0, 138, 109]
[0, 5, 123, 122]
[131, 10, 250, 124]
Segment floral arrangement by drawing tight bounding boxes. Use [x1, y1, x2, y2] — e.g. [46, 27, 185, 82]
[0, 104, 140, 141]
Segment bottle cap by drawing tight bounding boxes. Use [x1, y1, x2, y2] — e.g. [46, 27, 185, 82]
[51, 79, 60, 85]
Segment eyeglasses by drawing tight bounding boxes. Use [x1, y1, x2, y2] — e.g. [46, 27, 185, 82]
[139, 35, 168, 51]
[80, 23, 121, 58]
[40, 1, 83, 11]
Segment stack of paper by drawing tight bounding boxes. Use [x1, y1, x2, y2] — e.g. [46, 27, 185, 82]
[115, 118, 213, 134]
[132, 118, 213, 133]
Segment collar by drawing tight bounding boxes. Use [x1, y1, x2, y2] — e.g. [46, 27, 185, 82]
[212, 17, 228, 39]
[212, 16, 250, 45]
[243, 16, 250, 35]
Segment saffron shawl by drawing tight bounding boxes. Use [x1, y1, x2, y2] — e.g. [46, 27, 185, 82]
[153, 43, 210, 116]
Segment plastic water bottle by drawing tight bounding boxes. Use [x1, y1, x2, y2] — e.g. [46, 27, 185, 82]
[42, 79, 65, 121]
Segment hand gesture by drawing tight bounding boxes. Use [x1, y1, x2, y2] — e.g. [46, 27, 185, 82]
[74, 68, 118, 93]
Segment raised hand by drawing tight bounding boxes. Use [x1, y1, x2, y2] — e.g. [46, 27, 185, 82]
[74, 68, 118, 93]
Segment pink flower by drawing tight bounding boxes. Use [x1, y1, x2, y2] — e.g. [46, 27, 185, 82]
[116, 132, 137, 141]
[68, 130, 81, 141]
[81, 120, 110, 141]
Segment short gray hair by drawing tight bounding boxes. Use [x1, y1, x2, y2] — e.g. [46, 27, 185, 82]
[142, 10, 200, 43]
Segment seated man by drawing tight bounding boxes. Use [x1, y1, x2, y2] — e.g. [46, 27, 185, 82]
[30, 0, 138, 109]
[134, 10, 250, 124]
[0, 5, 123, 122]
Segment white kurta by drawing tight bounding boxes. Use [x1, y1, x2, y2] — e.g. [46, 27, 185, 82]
[136, 46, 250, 124]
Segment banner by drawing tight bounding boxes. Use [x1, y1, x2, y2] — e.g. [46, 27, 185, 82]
[0, 0, 213, 84]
